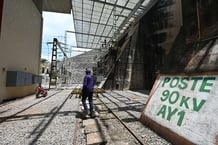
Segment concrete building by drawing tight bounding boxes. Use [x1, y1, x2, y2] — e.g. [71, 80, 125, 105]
[0, 0, 71, 102]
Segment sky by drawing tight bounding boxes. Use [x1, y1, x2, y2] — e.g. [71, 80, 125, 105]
[41, 12, 86, 61]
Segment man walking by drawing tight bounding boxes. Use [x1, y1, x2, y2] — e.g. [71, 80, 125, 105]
[81, 68, 95, 118]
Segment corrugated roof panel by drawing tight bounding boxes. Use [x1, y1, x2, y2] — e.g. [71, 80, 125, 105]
[96, 25, 104, 35]
[82, 35, 88, 42]
[83, 8, 92, 14]
[93, 3, 103, 13]
[83, 27, 90, 34]
[83, 14, 91, 21]
[88, 36, 94, 42]
[72, 0, 158, 49]
[115, 7, 123, 14]
[75, 11, 82, 19]
[107, 17, 114, 25]
[105, 4, 113, 11]
[108, 30, 113, 37]
[93, 36, 101, 43]
[126, 4, 135, 9]
[121, 9, 131, 16]
[73, 0, 82, 9]
[90, 23, 98, 31]
[92, 17, 100, 23]
[117, 0, 127, 6]
[84, 1, 93, 8]
[76, 34, 82, 46]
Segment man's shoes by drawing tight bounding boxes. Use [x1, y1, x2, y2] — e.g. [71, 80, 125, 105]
[83, 111, 96, 119]
[83, 111, 89, 119]
[90, 111, 95, 118]
[85, 114, 89, 118]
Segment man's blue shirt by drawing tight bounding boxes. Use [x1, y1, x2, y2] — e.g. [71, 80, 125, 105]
[83, 74, 94, 92]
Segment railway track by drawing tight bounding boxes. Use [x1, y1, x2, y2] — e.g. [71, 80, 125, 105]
[0, 86, 171, 145]
[94, 90, 171, 145]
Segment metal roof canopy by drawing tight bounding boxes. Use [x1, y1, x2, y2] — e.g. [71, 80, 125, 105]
[71, 0, 157, 50]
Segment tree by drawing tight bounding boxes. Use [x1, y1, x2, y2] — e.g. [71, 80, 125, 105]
[40, 58, 48, 64]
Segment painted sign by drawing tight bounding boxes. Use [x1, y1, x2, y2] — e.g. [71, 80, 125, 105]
[141, 74, 218, 145]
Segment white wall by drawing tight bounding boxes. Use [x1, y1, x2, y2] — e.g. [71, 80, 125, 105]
[0, 0, 42, 102]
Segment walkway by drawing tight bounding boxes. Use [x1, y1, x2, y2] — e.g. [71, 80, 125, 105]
[0, 89, 85, 145]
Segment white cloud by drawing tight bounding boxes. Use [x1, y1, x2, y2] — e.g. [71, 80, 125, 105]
[41, 11, 81, 61]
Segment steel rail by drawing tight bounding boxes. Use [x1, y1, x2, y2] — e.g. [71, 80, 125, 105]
[97, 92, 146, 145]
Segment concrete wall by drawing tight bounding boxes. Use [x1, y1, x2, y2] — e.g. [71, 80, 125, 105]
[0, 0, 42, 102]
[57, 50, 97, 85]
[129, 0, 218, 90]
[127, 0, 183, 90]
[163, 0, 218, 73]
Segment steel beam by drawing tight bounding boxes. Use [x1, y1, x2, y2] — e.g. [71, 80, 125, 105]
[66, 30, 112, 38]
[88, 0, 133, 11]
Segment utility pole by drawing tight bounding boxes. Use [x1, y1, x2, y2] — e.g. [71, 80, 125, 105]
[49, 38, 58, 89]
